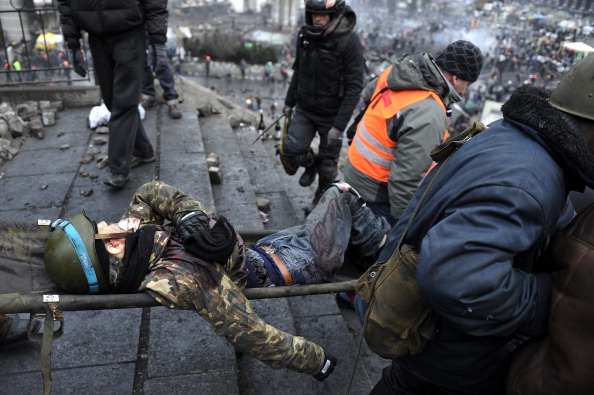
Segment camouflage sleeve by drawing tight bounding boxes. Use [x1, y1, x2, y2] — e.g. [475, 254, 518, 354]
[139, 259, 326, 375]
[121, 181, 207, 226]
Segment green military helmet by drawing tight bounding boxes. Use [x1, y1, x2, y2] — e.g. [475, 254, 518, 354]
[549, 54, 594, 121]
[44, 211, 109, 294]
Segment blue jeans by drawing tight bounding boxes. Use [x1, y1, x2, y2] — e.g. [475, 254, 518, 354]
[256, 185, 390, 285]
[142, 60, 179, 102]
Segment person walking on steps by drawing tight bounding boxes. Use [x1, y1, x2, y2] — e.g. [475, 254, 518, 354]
[58, 0, 167, 190]
[279, 0, 365, 212]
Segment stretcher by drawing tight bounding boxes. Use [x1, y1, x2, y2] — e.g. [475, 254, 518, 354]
[0, 221, 358, 394]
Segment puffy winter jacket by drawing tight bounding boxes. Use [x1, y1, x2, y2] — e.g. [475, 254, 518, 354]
[344, 53, 455, 220]
[58, 0, 168, 49]
[284, 5, 364, 132]
[379, 85, 594, 393]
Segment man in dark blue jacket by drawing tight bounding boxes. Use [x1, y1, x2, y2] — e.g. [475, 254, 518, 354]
[280, 0, 364, 211]
[366, 54, 594, 394]
[58, 0, 168, 189]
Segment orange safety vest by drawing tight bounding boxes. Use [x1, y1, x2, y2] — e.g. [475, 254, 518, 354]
[348, 66, 447, 183]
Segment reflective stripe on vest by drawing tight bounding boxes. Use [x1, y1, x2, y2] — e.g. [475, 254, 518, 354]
[348, 66, 446, 182]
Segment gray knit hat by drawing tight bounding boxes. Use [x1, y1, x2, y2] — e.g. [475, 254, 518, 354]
[435, 40, 484, 83]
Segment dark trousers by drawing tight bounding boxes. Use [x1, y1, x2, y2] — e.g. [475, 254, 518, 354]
[284, 107, 340, 200]
[371, 362, 451, 395]
[88, 27, 154, 176]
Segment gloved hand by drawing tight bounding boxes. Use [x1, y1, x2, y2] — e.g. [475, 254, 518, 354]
[148, 43, 168, 71]
[327, 127, 343, 154]
[312, 352, 337, 382]
[70, 49, 88, 77]
[177, 211, 209, 241]
[282, 105, 293, 117]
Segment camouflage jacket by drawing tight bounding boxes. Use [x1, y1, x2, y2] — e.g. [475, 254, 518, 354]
[120, 181, 325, 375]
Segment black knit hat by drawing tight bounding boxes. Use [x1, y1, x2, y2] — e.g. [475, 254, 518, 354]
[435, 40, 484, 83]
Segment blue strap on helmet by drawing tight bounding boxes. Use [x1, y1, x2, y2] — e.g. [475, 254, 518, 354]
[58, 221, 100, 294]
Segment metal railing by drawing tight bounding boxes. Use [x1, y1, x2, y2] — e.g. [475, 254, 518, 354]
[0, 0, 92, 87]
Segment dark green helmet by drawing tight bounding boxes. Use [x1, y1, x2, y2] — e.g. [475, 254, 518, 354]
[44, 212, 109, 294]
[549, 54, 594, 121]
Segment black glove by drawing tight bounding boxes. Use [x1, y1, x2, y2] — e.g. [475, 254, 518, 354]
[326, 127, 343, 155]
[183, 216, 238, 265]
[148, 43, 168, 71]
[70, 49, 88, 77]
[177, 211, 209, 241]
[282, 105, 293, 117]
[312, 352, 337, 382]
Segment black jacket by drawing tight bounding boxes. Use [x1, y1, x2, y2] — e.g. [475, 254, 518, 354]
[284, 5, 364, 131]
[58, 0, 168, 49]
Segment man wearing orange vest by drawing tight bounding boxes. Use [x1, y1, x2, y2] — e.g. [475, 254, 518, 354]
[344, 40, 484, 225]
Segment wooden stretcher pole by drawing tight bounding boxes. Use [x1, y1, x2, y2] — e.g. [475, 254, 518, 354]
[0, 280, 357, 314]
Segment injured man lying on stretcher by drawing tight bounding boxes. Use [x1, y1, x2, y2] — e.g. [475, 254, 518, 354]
[1, 180, 390, 381]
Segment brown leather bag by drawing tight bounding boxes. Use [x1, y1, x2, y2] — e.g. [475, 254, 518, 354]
[507, 203, 594, 395]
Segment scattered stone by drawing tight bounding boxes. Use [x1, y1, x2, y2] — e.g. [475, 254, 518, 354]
[256, 197, 271, 212]
[42, 110, 56, 126]
[236, 186, 245, 193]
[0, 138, 18, 160]
[28, 117, 44, 139]
[92, 136, 108, 145]
[208, 166, 222, 184]
[229, 115, 240, 129]
[79, 167, 89, 177]
[80, 189, 93, 196]
[40, 184, 48, 190]
[0, 120, 10, 139]
[16, 101, 39, 121]
[0, 100, 64, 165]
[95, 126, 109, 134]
[59, 144, 70, 150]
[197, 104, 213, 117]
[80, 153, 94, 164]
[88, 172, 98, 180]
[206, 152, 220, 167]
[96, 155, 108, 169]
[38, 100, 52, 111]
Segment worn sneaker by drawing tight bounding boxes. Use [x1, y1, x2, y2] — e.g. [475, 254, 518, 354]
[130, 153, 157, 168]
[104, 173, 128, 189]
[168, 104, 182, 119]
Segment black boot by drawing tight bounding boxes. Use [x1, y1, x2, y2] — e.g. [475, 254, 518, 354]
[299, 165, 317, 187]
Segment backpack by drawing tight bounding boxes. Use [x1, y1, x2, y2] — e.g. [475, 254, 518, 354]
[355, 121, 488, 359]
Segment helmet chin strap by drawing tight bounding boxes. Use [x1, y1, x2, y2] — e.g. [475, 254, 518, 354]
[95, 232, 131, 240]
[323, 12, 343, 37]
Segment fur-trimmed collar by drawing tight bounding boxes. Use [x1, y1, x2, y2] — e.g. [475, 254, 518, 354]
[501, 85, 594, 189]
